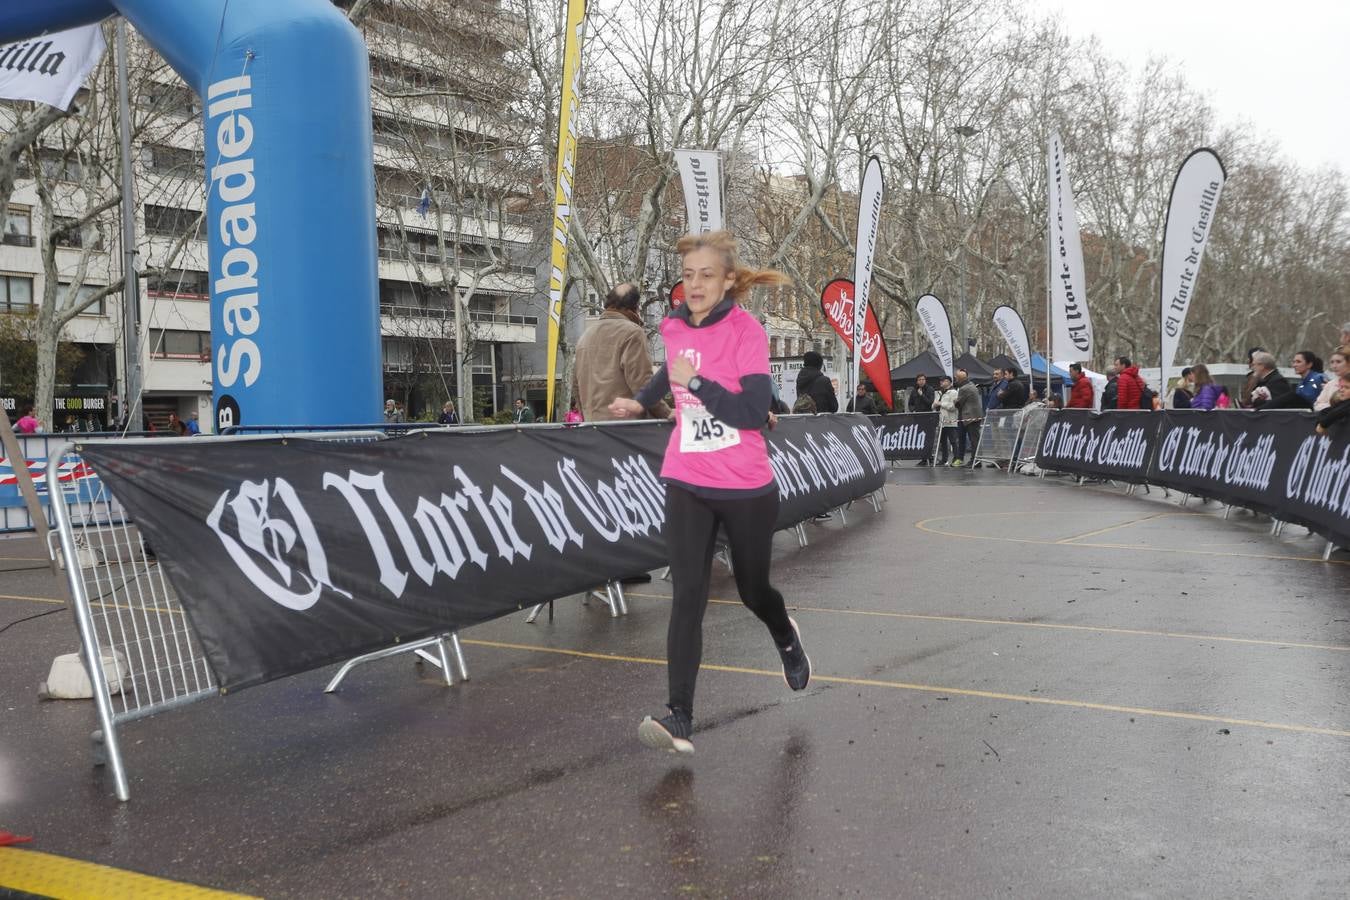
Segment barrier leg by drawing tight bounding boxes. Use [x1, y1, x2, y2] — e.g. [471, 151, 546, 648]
[589, 586, 619, 618]
[1223, 504, 1233, 520]
[452, 633, 469, 680]
[525, 602, 551, 624]
[837, 506, 848, 525]
[325, 634, 454, 693]
[714, 544, 734, 576]
[609, 581, 629, 616]
[795, 523, 808, 548]
[1324, 541, 1336, 562]
[434, 636, 455, 687]
[869, 491, 882, 513]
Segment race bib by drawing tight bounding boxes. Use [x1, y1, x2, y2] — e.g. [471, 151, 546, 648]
[679, 405, 740, 453]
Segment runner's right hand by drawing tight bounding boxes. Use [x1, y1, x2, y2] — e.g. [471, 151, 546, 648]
[609, 398, 643, 418]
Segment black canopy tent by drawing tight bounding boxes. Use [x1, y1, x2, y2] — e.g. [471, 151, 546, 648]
[888, 350, 948, 388]
[953, 352, 996, 383]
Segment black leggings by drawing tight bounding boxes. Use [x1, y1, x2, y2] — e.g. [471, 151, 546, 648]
[664, 484, 795, 714]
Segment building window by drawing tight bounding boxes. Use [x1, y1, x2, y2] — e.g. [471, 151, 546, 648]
[59, 282, 105, 316]
[53, 216, 105, 251]
[0, 274, 34, 312]
[141, 144, 205, 176]
[142, 82, 199, 118]
[37, 150, 83, 183]
[143, 204, 204, 239]
[146, 268, 209, 298]
[149, 329, 210, 359]
[3, 207, 33, 247]
[769, 337, 780, 358]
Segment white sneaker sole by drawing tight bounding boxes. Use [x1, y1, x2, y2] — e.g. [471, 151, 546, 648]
[782, 617, 811, 691]
[638, 716, 694, 755]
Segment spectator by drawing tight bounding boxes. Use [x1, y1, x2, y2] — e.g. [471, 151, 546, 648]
[795, 351, 838, 413]
[1101, 366, 1119, 410]
[513, 398, 536, 423]
[847, 383, 879, 415]
[1240, 347, 1265, 408]
[1047, 394, 1064, 410]
[997, 366, 1027, 409]
[1190, 364, 1223, 410]
[1113, 356, 1145, 410]
[1314, 347, 1347, 411]
[167, 412, 187, 435]
[985, 367, 1006, 412]
[384, 399, 404, 423]
[1172, 367, 1194, 409]
[185, 412, 201, 435]
[573, 282, 669, 422]
[1315, 371, 1350, 437]
[907, 373, 934, 413]
[933, 375, 958, 466]
[952, 368, 983, 466]
[1248, 351, 1300, 409]
[438, 401, 459, 425]
[1292, 351, 1327, 407]
[1067, 363, 1094, 408]
[1341, 323, 1350, 348]
[564, 398, 584, 424]
[14, 405, 40, 434]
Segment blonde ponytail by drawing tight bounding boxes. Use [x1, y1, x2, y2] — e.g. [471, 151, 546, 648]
[676, 230, 790, 302]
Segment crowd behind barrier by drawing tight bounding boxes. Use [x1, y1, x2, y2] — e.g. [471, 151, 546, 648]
[44, 414, 887, 801]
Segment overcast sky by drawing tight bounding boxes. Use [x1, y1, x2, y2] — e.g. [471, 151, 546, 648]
[1026, 0, 1349, 173]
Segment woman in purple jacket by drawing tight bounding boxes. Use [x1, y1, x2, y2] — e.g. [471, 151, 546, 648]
[1190, 364, 1223, 410]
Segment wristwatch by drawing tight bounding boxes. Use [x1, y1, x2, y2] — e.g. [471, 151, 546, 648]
[687, 375, 704, 393]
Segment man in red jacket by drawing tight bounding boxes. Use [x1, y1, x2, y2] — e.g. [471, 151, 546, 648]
[1067, 363, 1094, 408]
[1114, 356, 1145, 410]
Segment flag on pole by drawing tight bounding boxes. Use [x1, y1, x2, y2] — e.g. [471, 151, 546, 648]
[992, 305, 1032, 375]
[819, 278, 894, 410]
[851, 157, 884, 400]
[0, 25, 105, 110]
[674, 149, 723, 234]
[1159, 149, 1226, 392]
[915, 294, 954, 377]
[544, 0, 587, 421]
[1046, 132, 1092, 363]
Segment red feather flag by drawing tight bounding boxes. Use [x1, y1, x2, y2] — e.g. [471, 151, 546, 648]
[819, 278, 893, 410]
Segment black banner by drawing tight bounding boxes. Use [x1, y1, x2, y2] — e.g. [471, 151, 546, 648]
[868, 413, 939, 460]
[1035, 408, 1350, 548]
[79, 414, 884, 691]
[1149, 410, 1349, 543]
[1035, 409, 1158, 483]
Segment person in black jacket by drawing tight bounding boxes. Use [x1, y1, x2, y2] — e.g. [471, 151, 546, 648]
[1248, 352, 1303, 409]
[1101, 366, 1119, 410]
[846, 383, 878, 415]
[997, 367, 1027, 409]
[796, 351, 838, 413]
[908, 373, 934, 412]
[1316, 374, 1350, 436]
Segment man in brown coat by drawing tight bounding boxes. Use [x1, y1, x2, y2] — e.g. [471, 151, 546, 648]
[573, 283, 670, 422]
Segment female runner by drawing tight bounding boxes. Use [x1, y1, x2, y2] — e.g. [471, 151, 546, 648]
[609, 230, 810, 754]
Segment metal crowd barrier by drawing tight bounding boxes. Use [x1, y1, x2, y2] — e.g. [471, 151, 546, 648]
[1, 431, 160, 534]
[1010, 407, 1053, 475]
[970, 409, 1024, 469]
[46, 429, 470, 802]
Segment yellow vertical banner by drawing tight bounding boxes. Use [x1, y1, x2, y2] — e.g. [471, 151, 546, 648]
[545, 0, 587, 421]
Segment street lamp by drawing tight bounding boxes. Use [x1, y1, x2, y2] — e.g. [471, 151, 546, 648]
[952, 123, 981, 356]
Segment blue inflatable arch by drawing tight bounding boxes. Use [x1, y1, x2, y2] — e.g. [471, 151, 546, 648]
[1, 0, 381, 428]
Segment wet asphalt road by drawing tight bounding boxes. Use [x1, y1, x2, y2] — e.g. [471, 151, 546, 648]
[1, 467, 1348, 898]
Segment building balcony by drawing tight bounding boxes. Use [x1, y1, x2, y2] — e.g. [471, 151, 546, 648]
[379, 303, 537, 344]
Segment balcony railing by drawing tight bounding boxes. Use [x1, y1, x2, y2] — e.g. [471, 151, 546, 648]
[380, 303, 537, 327]
[2, 233, 34, 247]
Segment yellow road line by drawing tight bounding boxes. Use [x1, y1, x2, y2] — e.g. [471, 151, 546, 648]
[913, 515, 1348, 565]
[623, 592, 1350, 653]
[0, 592, 63, 605]
[461, 638, 1350, 739]
[0, 847, 257, 899]
[1054, 512, 1191, 544]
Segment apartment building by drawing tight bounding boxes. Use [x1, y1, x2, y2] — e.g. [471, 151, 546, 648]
[0, 0, 538, 430]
